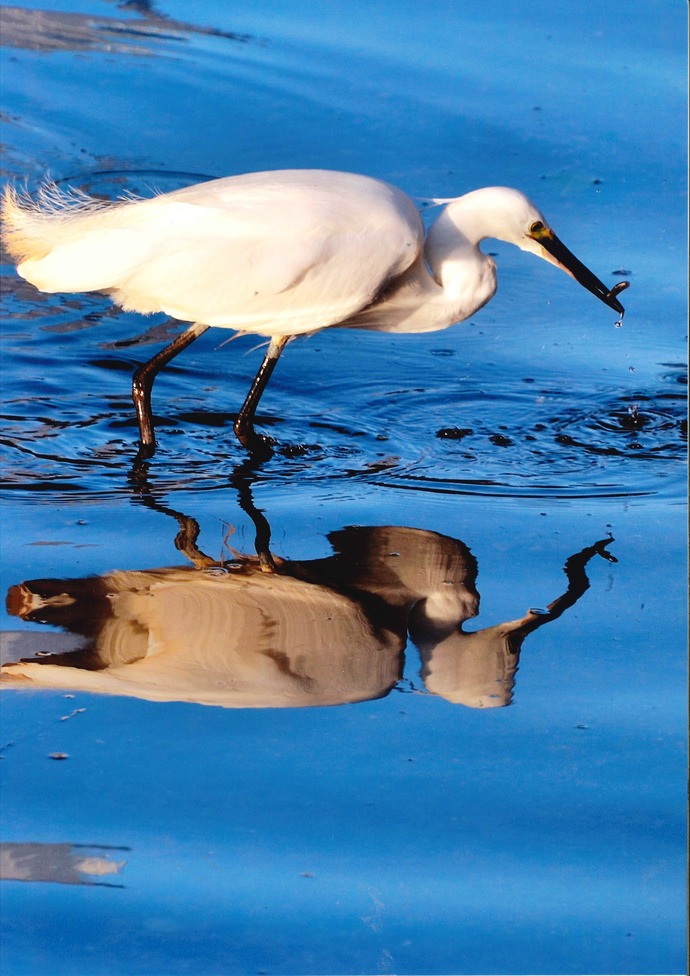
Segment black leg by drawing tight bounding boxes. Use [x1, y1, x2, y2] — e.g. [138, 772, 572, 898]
[131, 322, 209, 449]
[234, 336, 289, 448]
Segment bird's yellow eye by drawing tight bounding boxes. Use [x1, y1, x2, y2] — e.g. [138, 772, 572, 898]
[530, 220, 545, 235]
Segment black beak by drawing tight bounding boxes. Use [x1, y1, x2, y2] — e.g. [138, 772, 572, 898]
[537, 229, 629, 315]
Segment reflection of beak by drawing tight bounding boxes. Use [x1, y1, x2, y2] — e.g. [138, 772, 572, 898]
[531, 227, 629, 314]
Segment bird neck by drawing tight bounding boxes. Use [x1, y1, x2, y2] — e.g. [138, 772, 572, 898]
[424, 203, 493, 294]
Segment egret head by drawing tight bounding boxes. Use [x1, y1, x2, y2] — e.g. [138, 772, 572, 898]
[453, 187, 628, 316]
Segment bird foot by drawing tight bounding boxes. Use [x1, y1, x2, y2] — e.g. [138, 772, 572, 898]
[237, 429, 276, 459]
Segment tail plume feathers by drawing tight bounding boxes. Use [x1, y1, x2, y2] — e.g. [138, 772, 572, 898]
[1, 182, 122, 265]
[1, 183, 150, 294]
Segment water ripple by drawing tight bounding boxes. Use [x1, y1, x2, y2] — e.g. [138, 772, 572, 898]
[1, 171, 685, 504]
[1, 372, 685, 503]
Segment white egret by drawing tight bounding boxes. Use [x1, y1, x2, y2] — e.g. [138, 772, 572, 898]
[1, 170, 628, 450]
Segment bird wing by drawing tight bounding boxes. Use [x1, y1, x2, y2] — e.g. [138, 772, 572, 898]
[115, 173, 424, 333]
[17, 171, 424, 336]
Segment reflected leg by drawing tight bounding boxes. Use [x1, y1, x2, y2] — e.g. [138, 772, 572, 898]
[234, 336, 289, 449]
[231, 456, 277, 572]
[131, 322, 209, 451]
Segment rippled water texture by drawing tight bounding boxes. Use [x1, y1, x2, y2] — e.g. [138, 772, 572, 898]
[1, 169, 687, 502]
[0, 2, 687, 975]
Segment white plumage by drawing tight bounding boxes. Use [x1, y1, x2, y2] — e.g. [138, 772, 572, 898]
[5, 171, 425, 333]
[1, 169, 627, 449]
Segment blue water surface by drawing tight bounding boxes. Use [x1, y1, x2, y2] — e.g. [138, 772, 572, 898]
[0, 2, 687, 974]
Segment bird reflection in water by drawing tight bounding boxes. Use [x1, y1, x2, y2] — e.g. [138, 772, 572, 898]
[2, 499, 615, 709]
